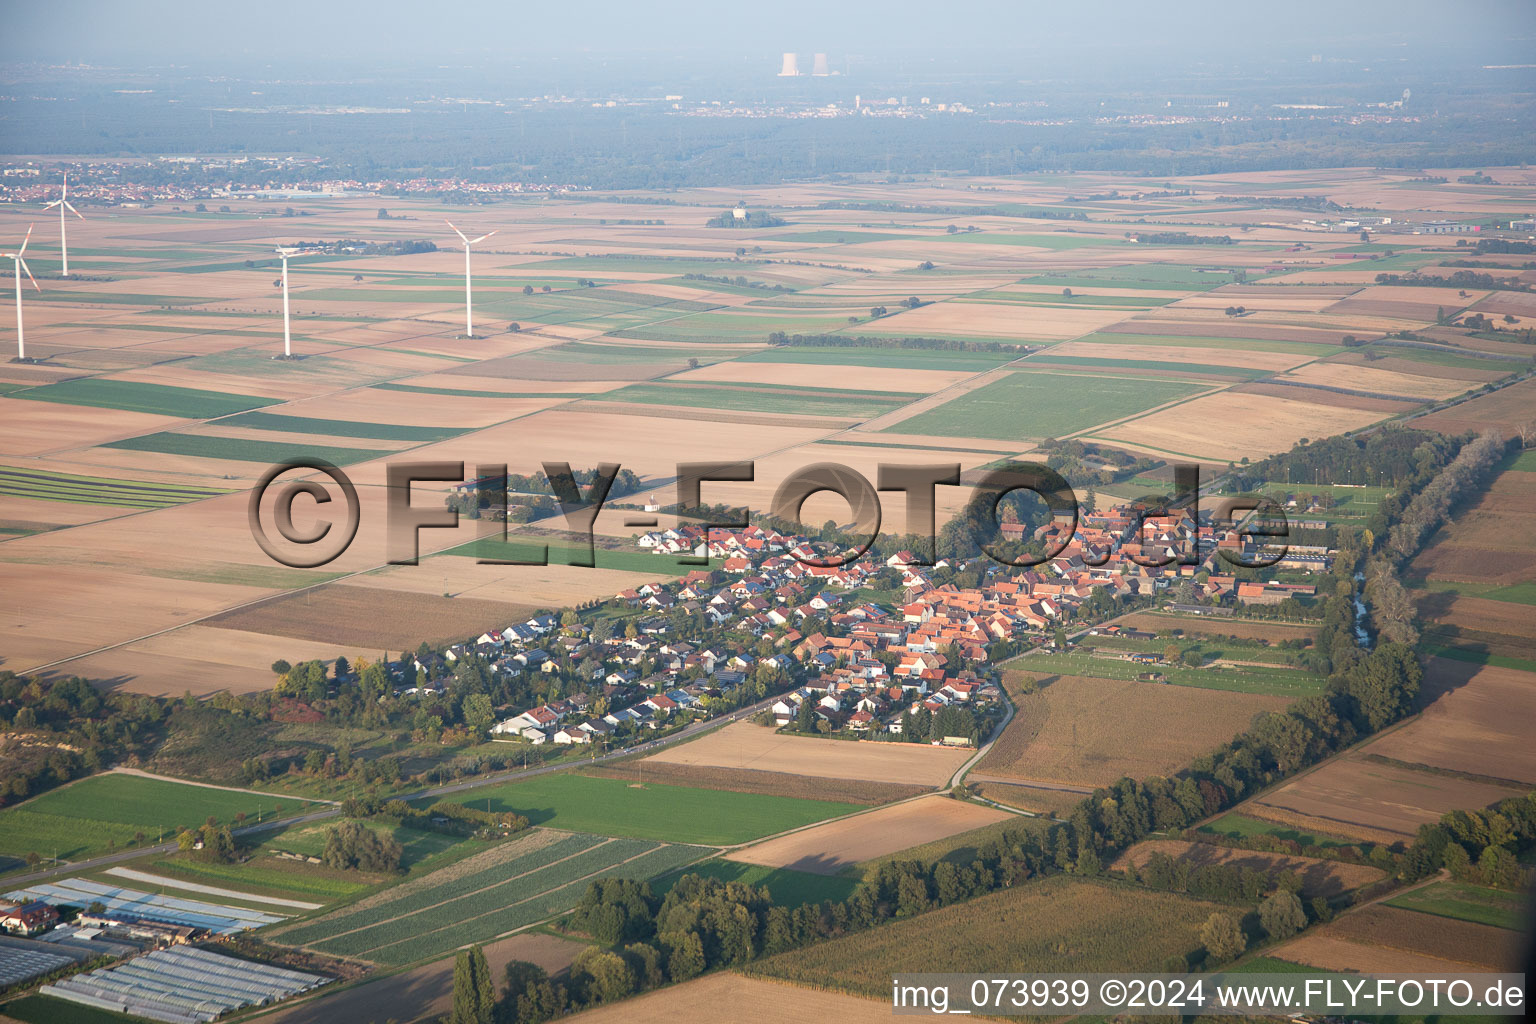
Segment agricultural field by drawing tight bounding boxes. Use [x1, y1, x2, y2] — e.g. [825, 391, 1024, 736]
[641, 719, 972, 787]
[0, 772, 318, 864]
[583, 761, 930, 806]
[271, 829, 709, 965]
[560, 972, 894, 1024]
[749, 875, 1226, 994]
[1384, 881, 1530, 931]
[1112, 839, 1386, 898]
[724, 795, 1011, 875]
[1275, 904, 1523, 972]
[973, 671, 1292, 790]
[1240, 752, 1529, 845]
[885, 370, 1207, 441]
[2, 179, 1515, 697]
[437, 772, 863, 845]
[0, 465, 228, 509]
[654, 858, 860, 907]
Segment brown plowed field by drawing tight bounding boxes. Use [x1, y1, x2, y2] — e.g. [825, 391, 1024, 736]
[724, 794, 1011, 874]
[976, 672, 1289, 788]
[642, 719, 971, 786]
[205, 583, 533, 649]
[560, 972, 894, 1024]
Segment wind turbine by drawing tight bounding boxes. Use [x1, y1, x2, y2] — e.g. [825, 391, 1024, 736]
[274, 245, 316, 358]
[43, 174, 85, 277]
[445, 220, 496, 337]
[5, 226, 40, 361]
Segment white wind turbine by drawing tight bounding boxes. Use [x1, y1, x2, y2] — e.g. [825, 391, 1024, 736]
[445, 220, 496, 337]
[5, 226, 40, 362]
[274, 245, 316, 358]
[43, 174, 85, 277]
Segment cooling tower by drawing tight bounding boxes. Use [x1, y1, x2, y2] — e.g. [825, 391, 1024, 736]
[812, 53, 830, 76]
[778, 53, 800, 77]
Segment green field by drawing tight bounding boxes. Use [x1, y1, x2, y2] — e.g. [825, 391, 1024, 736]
[740, 345, 1018, 371]
[273, 831, 709, 965]
[217, 411, 469, 442]
[448, 773, 862, 845]
[1384, 881, 1528, 930]
[1198, 812, 1354, 849]
[1019, 651, 1322, 696]
[1024, 354, 1266, 378]
[101, 432, 389, 466]
[654, 858, 859, 907]
[9, 379, 280, 418]
[1017, 264, 1244, 290]
[435, 536, 693, 574]
[144, 856, 371, 902]
[371, 382, 591, 399]
[959, 232, 1127, 250]
[887, 370, 1206, 441]
[1411, 579, 1536, 606]
[0, 466, 228, 509]
[0, 775, 317, 863]
[601, 382, 907, 418]
[1068, 330, 1342, 356]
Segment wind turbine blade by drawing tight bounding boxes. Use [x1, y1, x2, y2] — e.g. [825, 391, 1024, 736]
[469, 231, 495, 245]
[65, 201, 84, 220]
[444, 220, 470, 244]
[44, 200, 62, 211]
[18, 257, 39, 291]
[17, 224, 33, 257]
[61, 174, 67, 200]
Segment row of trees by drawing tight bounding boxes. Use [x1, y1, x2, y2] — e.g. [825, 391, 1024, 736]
[1401, 792, 1536, 890]
[1387, 432, 1509, 559]
[765, 331, 1031, 354]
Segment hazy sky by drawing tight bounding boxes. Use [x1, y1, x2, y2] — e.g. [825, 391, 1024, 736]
[4, 0, 1534, 66]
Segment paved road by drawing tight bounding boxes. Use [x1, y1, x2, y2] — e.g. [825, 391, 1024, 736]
[2, 694, 781, 891]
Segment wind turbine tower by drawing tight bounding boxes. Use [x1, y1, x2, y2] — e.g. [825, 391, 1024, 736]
[4, 226, 40, 361]
[43, 174, 85, 277]
[273, 245, 314, 358]
[446, 221, 496, 338]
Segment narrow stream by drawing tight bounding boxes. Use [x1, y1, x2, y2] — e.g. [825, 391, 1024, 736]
[1352, 571, 1372, 648]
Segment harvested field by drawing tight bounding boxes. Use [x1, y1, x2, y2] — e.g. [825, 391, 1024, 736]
[865, 301, 1128, 341]
[976, 672, 1290, 788]
[1096, 319, 1368, 346]
[562, 972, 894, 1024]
[1233, 382, 1421, 414]
[1276, 361, 1473, 400]
[724, 794, 1011, 874]
[1115, 612, 1318, 644]
[1414, 378, 1536, 436]
[748, 875, 1224, 994]
[584, 761, 929, 806]
[205, 583, 534, 649]
[974, 782, 1086, 817]
[1363, 660, 1536, 786]
[1275, 934, 1500, 974]
[1313, 904, 1523, 970]
[1093, 390, 1387, 463]
[1244, 753, 1529, 844]
[643, 720, 971, 786]
[1111, 839, 1385, 898]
